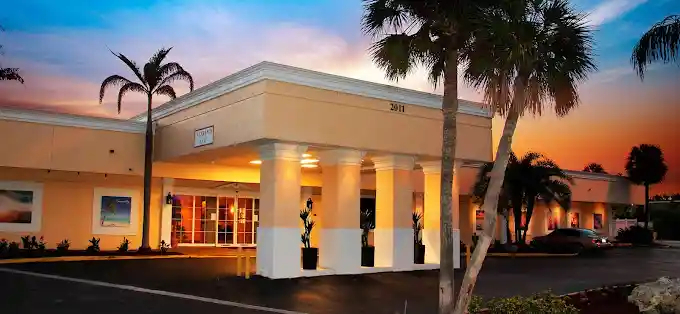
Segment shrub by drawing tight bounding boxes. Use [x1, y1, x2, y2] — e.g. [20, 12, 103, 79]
[628, 277, 680, 314]
[36, 236, 46, 254]
[468, 295, 484, 314]
[0, 239, 8, 256]
[616, 225, 654, 245]
[20, 235, 36, 250]
[159, 240, 170, 254]
[8, 241, 20, 257]
[479, 292, 578, 314]
[117, 237, 130, 252]
[56, 239, 70, 254]
[86, 237, 100, 254]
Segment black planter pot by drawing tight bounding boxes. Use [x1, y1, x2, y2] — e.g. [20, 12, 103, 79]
[414, 244, 425, 264]
[361, 246, 375, 267]
[301, 247, 318, 270]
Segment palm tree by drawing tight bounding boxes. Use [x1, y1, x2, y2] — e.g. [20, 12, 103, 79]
[471, 161, 514, 245]
[625, 144, 668, 229]
[632, 15, 680, 80]
[0, 25, 23, 84]
[361, 1, 490, 312]
[99, 47, 193, 250]
[583, 162, 607, 174]
[514, 152, 572, 244]
[453, 1, 594, 312]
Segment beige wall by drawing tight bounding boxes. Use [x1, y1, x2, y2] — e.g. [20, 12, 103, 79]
[0, 167, 162, 250]
[0, 120, 144, 176]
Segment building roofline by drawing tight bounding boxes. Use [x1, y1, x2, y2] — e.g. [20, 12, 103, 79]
[0, 107, 146, 134]
[132, 61, 492, 122]
[564, 170, 627, 182]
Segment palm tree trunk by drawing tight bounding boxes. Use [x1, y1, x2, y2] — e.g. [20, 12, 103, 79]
[452, 89, 523, 314]
[499, 211, 508, 244]
[438, 50, 459, 314]
[521, 198, 535, 244]
[140, 93, 154, 251]
[644, 183, 649, 229]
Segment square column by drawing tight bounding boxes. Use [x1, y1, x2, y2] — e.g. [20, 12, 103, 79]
[373, 155, 415, 270]
[256, 142, 307, 279]
[160, 178, 174, 247]
[420, 161, 461, 268]
[318, 149, 364, 274]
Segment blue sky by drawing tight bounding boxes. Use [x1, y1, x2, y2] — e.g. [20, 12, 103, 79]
[0, 0, 678, 192]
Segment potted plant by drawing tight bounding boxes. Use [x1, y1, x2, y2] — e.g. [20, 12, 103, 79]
[300, 205, 317, 270]
[413, 212, 425, 264]
[360, 208, 375, 267]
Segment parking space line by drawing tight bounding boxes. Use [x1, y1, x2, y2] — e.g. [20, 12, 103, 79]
[0, 267, 306, 314]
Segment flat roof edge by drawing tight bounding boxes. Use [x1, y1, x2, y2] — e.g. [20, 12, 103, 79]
[134, 61, 492, 121]
[0, 107, 146, 133]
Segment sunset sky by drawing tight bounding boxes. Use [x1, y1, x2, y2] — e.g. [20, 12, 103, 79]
[0, 0, 678, 194]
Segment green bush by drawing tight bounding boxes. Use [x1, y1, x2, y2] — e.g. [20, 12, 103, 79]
[469, 292, 578, 314]
[117, 237, 130, 252]
[616, 226, 654, 245]
[56, 239, 70, 254]
[86, 237, 101, 254]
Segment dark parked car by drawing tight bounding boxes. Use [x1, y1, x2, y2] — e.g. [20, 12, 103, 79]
[531, 228, 613, 254]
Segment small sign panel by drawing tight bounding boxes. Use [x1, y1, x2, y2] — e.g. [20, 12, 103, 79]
[194, 126, 214, 147]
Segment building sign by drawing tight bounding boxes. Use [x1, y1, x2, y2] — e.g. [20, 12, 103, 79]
[390, 103, 405, 113]
[194, 126, 214, 147]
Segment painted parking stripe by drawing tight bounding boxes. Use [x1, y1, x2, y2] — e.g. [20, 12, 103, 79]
[0, 267, 306, 314]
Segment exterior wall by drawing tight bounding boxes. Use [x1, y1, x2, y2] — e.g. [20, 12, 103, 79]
[0, 120, 144, 176]
[0, 167, 162, 250]
[261, 81, 492, 161]
[154, 82, 268, 162]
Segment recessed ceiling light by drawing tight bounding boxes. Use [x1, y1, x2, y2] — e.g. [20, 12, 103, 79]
[249, 160, 262, 165]
[301, 164, 318, 168]
[302, 153, 312, 158]
[300, 158, 319, 164]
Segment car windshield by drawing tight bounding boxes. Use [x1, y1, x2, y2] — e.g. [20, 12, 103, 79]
[580, 229, 600, 237]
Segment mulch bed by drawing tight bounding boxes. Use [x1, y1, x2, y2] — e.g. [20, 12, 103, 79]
[564, 284, 640, 314]
[0, 249, 181, 259]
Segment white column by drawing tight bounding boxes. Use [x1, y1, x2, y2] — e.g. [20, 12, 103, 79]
[160, 178, 174, 247]
[318, 149, 364, 274]
[373, 155, 415, 271]
[420, 161, 461, 268]
[256, 142, 306, 279]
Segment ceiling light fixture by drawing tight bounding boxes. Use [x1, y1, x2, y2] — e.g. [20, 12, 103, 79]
[302, 153, 312, 158]
[249, 160, 262, 165]
[301, 164, 318, 168]
[300, 158, 319, 164]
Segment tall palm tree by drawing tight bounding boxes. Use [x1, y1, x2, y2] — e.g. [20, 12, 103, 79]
[625, 144, 668, 229]
[453, 1, 595, 312]
[583, 162, 607, 173]
[99, 47, 193, 250]
[471, 161, 514, 245]
[361, 1, 489, 312]
[632, 15, 680, 80]
[0, 25, 23, 84]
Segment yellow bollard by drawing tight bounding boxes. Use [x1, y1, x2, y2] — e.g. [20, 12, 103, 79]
[236, 247, 243, 276]
[244, 250, 251, 279]
[465, 246, 471, 267]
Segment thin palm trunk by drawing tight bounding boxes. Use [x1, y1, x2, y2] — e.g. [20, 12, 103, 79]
[439, 50, 459, 314]
[644, 183, 650, 229]
[521, 198, 535, 244]
[453, 89, 523, 314]
[140, 93, 154, 250]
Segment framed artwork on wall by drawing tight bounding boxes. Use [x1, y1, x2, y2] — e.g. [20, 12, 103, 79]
[547, 209, 558, 230]
[92, 188, 139, 235]
[570, 212, 580, 228]
[593, 213, 603, 230]
[475, 208, 485, 231]
[0, 181, 43, 232]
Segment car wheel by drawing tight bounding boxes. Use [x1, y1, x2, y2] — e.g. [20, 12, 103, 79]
[570, 243, 584, 254]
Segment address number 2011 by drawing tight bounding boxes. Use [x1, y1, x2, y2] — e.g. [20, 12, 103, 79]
[390, 103, 405, 113]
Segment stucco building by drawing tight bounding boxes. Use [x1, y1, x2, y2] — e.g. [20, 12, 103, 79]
[0, 62, 642, 278]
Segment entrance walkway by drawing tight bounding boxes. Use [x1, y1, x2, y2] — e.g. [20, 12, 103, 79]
[2, 248, 678, 314]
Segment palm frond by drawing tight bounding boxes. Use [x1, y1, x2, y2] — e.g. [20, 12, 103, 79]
[368, 34, 418, 81]
[156, 70, 194, 92]
[361, 0, 412, 37]
[144, 47, 173, 89]
[0, 67, 24, 83]
[109, 50, 147, 88]
[632, 15, 680, 80]
[158, 62, 185, 80]
[116, 82, 146, 113]
[154, 85, 177, 100]
[100, 75, 135, 103]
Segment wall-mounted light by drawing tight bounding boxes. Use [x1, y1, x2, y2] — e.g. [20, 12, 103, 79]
[306, 198, 313, 210]
[166, 192, 173, 205]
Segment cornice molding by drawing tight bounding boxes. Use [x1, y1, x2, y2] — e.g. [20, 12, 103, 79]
[565, 170, 624, 182]
[318, 149, 365, 166]
[133, 61, 493, 122]
[259, 143, 308, 162]
[372, 155, 416, 171]
[0, 107, 146, 134]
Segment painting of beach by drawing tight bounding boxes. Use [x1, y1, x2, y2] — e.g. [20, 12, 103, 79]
[0, 189, 33, 224]
[100, 195, 132, 228]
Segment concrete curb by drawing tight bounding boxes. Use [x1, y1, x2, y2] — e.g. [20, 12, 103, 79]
[0, 254, 237, 264]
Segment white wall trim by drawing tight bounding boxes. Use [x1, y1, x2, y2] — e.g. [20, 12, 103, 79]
[0, 181, 43, 233]
[133, 61, 493, 122]
[0, 107, 146, 134]
[564, 170, 624, 182]
[92, 188, 140, 236]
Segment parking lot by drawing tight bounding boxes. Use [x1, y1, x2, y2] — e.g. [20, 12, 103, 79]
[1, 248, 678, 314]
